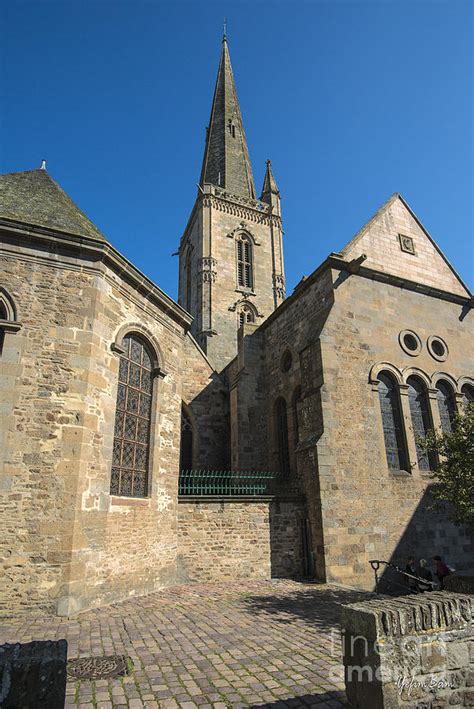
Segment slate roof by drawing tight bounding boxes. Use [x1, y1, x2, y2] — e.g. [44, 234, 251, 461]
[0, 168, 107, 241]
[199, 36, 256, 199]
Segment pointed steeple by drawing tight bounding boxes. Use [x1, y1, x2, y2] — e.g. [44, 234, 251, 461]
[260, 160, 279, 202]
[199, 36, 256, 199]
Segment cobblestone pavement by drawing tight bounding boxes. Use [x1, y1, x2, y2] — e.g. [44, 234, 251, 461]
[1, 580, 371, 709]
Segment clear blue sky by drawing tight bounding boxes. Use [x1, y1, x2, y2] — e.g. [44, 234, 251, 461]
[1, 0, 472, 298]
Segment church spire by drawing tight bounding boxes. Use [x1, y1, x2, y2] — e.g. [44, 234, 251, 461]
[199, 36, 256, 200]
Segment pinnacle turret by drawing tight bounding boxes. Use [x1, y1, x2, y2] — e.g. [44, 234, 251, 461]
[260, 160, 279, 202]
[199, 37, 256, 199]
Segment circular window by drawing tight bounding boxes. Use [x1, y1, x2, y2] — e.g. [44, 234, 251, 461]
[399, 330, 422, 356]
[281, 350, 292, 372]
[427, 335, 448, 362]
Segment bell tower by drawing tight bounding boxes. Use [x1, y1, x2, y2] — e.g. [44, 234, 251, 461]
[178, 35, 285, 370]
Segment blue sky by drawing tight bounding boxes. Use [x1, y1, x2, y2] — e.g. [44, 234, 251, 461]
[1, 0, 472, 298]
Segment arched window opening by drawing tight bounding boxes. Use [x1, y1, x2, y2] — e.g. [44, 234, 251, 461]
[378, 372, 408, 471]
[275, 397, 290, 474]
[185, 249, 192, 313]
[407, 376, 436, 471]
[292, 386, 302, 447]
[436, 380, 456, 433]
[461, 384, 474, 410]
[237, 235, 253, 289]
[0, 301, 7, 320]
[180, 407, 193, 472]
[238, 304, 255, 327]
[111, 334, 154, 497]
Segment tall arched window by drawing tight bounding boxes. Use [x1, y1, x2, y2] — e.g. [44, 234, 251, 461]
[238, 303, 255, 327]
[180, 407, 193, 471]
[377, 372, 408, 471]
[407, 376, 435, 471]
[461, 384, 474, 410]
[275, 397, 290, 473]
[436, 380, 456, 433]
[111, 334, 154, 497]
[236, 235, 253, 289]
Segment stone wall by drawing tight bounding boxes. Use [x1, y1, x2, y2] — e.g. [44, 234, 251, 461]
[231, 243, 473, 590]
[177, 498, 307, 582]
[341, 592, 473, 708]
[0, 228, 225, 616]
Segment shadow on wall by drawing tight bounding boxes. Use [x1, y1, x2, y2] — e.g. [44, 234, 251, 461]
[269, 498, 312, 579]
[185, 371, 230, 470]
[378, 484, 473, 594]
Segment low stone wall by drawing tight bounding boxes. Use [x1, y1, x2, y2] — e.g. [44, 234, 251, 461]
[177, 497, 306, 583]
[341, 592, 473, 708]
[444, 574, 474, 595]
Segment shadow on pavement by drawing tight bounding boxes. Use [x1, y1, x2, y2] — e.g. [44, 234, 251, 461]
[240, 582, 372, 631]
[251, 688, 347, 707]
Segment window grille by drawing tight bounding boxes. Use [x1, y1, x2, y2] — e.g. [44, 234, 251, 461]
[407, 376, 436, 471]
[436, 380, 456, 433]
[378, 372, 408, 471]
[237, 236, 253, 289]
[180, 408, 193, 471]
[275, 397, 290, 473]
[111, 334, 154, 497]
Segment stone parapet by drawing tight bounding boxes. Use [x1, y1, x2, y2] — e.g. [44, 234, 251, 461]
[342, 592, 473, 708]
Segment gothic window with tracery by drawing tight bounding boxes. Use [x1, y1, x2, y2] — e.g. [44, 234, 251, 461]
[275, 397, 290, 473]
[238, 303, 255, 327]
[236, 235, 253, 289]
[436, 380, 456, 433]
[180, 407, 193, 471]
[407, 376, 436, 471]
[377, 372, 408, 471]
[111, 334, 154, 497]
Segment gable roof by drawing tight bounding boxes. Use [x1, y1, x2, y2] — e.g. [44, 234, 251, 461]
[0, 168, 107, 241]
[341, 193, 471, 298]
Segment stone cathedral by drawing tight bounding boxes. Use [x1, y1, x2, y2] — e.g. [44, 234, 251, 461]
[0, 37, 472, 617]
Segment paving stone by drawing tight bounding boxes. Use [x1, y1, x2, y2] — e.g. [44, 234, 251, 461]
[0, 580, 366, 707]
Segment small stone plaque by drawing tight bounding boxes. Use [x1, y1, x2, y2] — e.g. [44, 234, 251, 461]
[398, 233, 416, 254]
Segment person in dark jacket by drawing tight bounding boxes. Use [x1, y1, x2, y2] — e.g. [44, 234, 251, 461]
[433, 555, 451, 589]
[416, 559, 433, 592]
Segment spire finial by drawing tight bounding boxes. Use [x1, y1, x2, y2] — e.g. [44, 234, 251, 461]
[223, 18, 227, 41]
[40, 159, 46, 170]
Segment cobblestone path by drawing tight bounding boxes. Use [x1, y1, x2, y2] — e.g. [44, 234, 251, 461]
[0, 580, 370, 708]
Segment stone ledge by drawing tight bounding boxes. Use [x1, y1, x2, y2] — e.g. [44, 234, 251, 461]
[178, 494, 304, 504]
[342, 592, 473, 640]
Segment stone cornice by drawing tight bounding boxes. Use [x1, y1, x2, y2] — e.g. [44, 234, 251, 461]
[259, 253, 472, 334]
[178, 190, 282, 251]
[0, 219, 193, 330]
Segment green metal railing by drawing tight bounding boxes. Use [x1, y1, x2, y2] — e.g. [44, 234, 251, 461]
[179, 469, 297, 497]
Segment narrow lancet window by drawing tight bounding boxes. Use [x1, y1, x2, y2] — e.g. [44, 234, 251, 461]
[377, 372, 408, 471]
[111, 334, 154, 497]
[237, 235, 253, 289]
[180, 407, 193, 471]
[436, 380, 456, 433]
[275, 397, 290, 474]
[407, 376, 435, 471]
